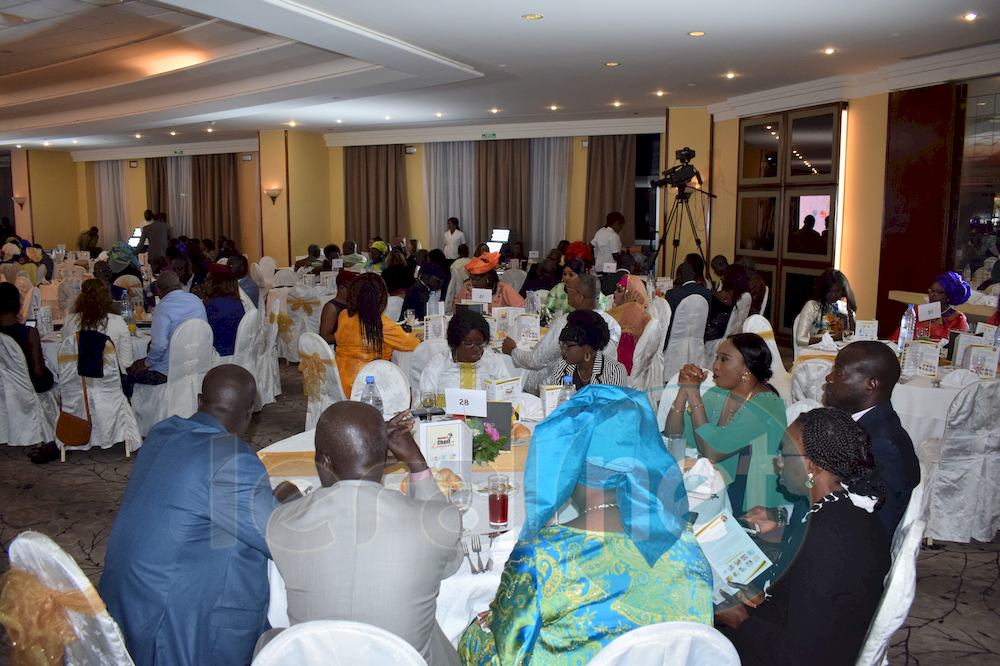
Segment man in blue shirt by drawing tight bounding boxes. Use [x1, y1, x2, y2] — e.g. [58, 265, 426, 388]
[124, 270, 206, 397]
[100, 365, 299, 666]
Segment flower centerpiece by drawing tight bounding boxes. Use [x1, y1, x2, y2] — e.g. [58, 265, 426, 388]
[466, 418, 506, 465]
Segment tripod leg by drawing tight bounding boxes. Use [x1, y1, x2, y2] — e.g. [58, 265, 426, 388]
[670, 202, 685, 274]
[681, 199, 708, 268]
[658, 199, 681, 277]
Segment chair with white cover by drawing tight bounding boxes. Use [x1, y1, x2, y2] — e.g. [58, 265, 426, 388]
[0, 334, 57, 446]
[251, 263, 270, 310]
[216, 308, 261, 371]
[791, 312, 804, 359]
[251, 620, 425, 665]
[132, 319, 214, 436]
[588, 621, 739, 666]
[790, 357, 833, 403]
[258, 256, 277, 284]
[407, 339, 450, 400]
[527, 289, 549, 314]
[239, 286, 257, 312]
[663, 295, 709, 384]
[15, 275, 41, 321]
[57, 276, 83, 318]
[385, 295, 405, 322]
[500, 268, 527, 293]
[918, 378, 1000, 543]
[298, 333, 346, 431]
[350, 360, 410, 420]
[758, 284, 770, 315]
[4, 531, 135, 665]
[656, 370, 717, 433]
[785, 398, 822, 424]
[704, 293, 752, 366]
[743, 314, 791, 404]
[272, 268, 296, 287]
[647, 297, 672, 329]
[55, 335, 141, 459]
[627, 317, 668, 394]
[254, 298, 282, 408]
[284, 286, 325, 363]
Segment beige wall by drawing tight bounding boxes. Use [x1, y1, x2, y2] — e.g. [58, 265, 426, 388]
[236, 152, 261, 262]
[26, 150, 80, 248]
[664, 108, 713, 274]
[565, 136, 589, 245]
[287, 131, 330, 259]
[75, 162, 97, 236]
[405, 146, 429, 247]
[259, 130, 290, 264]
[709, 118, 740, 264]
[840, 94, 889, 319]
[123, 159, 147, 231]
[11, 149, 32, 240]
[329, 146, 345, 245]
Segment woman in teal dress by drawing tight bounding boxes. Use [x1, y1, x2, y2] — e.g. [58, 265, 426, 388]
[664, 332, 788, 515]
[459, 385, 713, 665]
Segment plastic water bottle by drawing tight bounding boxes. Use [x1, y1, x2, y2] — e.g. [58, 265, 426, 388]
[558, 376, 576, 405]
[525, 291, 536, 314]
[993, 324, 1000, 351]
[359, 376, 383, 415]
[898, 304, 916, 346]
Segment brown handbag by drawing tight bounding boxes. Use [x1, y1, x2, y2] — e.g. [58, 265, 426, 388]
[56, 377, 92, 447]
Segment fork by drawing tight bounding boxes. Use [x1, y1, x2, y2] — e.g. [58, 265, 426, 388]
[486, 533, 497, 571]
[471, 535, 485, 574]
[462, 541, 479, 574]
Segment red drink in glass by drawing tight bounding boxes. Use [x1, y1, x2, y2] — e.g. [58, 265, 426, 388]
[489, 492, 509, 528]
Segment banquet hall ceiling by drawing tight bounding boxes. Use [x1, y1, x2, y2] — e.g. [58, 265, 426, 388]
[0, 0, 996, 149]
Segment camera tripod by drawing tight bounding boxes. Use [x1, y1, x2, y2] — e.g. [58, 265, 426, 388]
[649, 182, 715, 278]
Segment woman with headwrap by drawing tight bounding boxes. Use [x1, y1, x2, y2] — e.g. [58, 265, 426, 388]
[717, 408, 889, 666]
[453, 252, 524, 311]
[608, 274, 651, 373]
[367, 240, 389, 273]
[333, 273, 419, 390]
[541, 256, 588, 323]
[458, 386, 712, 664]
[107, 242, 142, 281]
[890, 271, 972, 341]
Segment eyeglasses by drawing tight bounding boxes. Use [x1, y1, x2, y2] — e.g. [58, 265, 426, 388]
[559, 341, 581, 352]
[460, 340, 488, 350]
[776, 451, 806, 461]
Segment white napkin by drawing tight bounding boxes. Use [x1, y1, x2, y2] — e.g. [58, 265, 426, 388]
[940, 368, 979, 388]
[515, 393, 544, 421]
[683, 458, 727, 503]
[815, 332, 839, 351]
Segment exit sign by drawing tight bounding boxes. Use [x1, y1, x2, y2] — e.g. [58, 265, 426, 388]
[480, 132, 497, 140]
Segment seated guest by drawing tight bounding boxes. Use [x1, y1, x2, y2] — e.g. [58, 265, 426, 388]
[367, 240, 389, 273]
[169, 256, 195, 293]
[519, 258, 560, 303]
[420, 309, 510, 397]
[18, 246, 40, 284]
[717, 408, 890, 666]
[459, 386, 712, 663]
[62, 278, 134, 376]
[705, 264, 750, 341]
[990, 295, 1000, 326]
[453, 252, 524, 311]
[402, 261, 446, 321]
[0, 282, 54, 396]
[101, 366, 298, 666]
[541, 257, 588, 323]
[608, 274, 651, 373]
[823, 341, 919, 537]
[202, 238, 217, 261]
[685, 252, 708, 287]
[228, 255, 258, 308]
[203, 266, 245, 357]
[427, 248, 452, 295]
[663, 261, 713, 350]
[92, 260, 114, 291]
[321, 243, 341, 271]
[892, 271, 970, 340]
[737, 257, 768, 315]
[334, 273, 419, 390]
[665, 333, 787, 515]
[318, 281, 353, 346]
[78, 226, 101, 255]
[264, 404, 462, 664]
[794, 268, 857, 348]
[444, 244, 471, 313]
[549, 310, 628, 388]
[340, 240, 366, 269]
[710, 254, 729, 290]
[977, 261, 1000, 292]
[293, 244, 324, 272]
[124, 271, 207, 397]
[381, 250, 414, 295]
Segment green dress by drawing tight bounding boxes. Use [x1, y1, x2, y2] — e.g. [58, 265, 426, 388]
[458, 525, 712, 665]
[682, 387, 788, 512]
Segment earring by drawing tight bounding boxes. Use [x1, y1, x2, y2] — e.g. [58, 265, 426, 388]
[584, 352, 592, 362]
[805, 472, 814, 489]
[741, 371, 750, 383]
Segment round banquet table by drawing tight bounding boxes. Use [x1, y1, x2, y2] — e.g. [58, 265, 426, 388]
[41, 331, 150, 373]
[889, 376, 963, 446]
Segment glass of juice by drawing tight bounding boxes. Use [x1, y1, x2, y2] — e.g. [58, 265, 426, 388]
[488, 474, 510, 529]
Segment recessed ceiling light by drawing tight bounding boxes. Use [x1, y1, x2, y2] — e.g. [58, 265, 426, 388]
[963, 12, 977, 21]
[169, 131, 177, 136]
[549, 105, 559, 111]
[612, 101, 623, 108]
[687, 82, 696, 87]
[604, 61, 620, 68]
[977, 102, 987, 106]
[71, 139, 78, 144]
[15, 144, 21, 149]
[43, 141, 50, 146]
[765, 125, 772, 130]
[521, 13, 543, 20]
[497, 64, 508, 69]
[823, 47, 836, 55]
[687, 31, 705, 37]
[384, 115, 391, 120]
[134, 133, 142, 139]
[435, 112, 444, 118]
[288, 120, 297, 127]
[490, 107, 500, 114]
[655, 90, 666, 97]
[770, 131, 776, 135]
[206, 128, 214, 133]
[725, 71, 737, 79]
[336, 119, 343, 124]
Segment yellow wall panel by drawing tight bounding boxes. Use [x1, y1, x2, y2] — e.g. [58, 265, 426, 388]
[709, 118, 740, 263]
[259, 130, 289, 265]
[664, 108, 712, 275]
[287, 131, 330, 259]
[11, 149, 32, 240]
[26, 150, 79, 248]
[405, 146, 429, 248]
[329, 146, 345, 245]
[124, 159, 147, 235]
[236, 152, 261, 262]
[565, 137, 588, 244]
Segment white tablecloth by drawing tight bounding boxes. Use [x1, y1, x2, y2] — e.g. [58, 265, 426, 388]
[41, 331, 150, 373]
[890, 376, 963, 445]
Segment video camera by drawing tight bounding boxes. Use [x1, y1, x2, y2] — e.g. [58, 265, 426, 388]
[650, 147, 702, 189]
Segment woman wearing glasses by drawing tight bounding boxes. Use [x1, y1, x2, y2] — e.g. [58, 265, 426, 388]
[418, 309, 510, 398]
[548, 310, 628, 389]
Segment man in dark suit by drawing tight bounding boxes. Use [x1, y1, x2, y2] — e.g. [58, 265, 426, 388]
[100, 365, 298, 666]
[663, 260, 713, 350]
[823, 341, 920, 537]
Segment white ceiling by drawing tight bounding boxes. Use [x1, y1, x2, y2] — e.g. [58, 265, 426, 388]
[0, 0, 996, 149]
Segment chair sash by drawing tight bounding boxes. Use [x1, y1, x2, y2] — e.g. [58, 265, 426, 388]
[299, 352, 334, 401]
[288, 297, 321, 316]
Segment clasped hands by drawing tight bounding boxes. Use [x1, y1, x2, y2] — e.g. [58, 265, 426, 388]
[386, 411, 429, 474]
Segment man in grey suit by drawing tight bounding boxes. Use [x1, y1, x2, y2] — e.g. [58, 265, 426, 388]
[265, 403, 463, 665]
[137, 211, 174, 264]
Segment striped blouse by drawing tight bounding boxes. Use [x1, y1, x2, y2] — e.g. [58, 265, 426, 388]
[547, 350, 628, 389]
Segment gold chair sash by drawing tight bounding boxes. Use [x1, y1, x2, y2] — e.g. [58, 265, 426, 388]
[273, 312, 293, 344]
[756, 330, 775, 340]
[299, 352, 334, 401]
[288, 297, 321, 316]
[0, 568, 104, 666]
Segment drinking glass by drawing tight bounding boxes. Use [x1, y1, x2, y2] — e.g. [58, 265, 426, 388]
[420, 391, 437, 410]
[404, 309, 417, 326]
[449, 483, 474, 532]
[488, 474, 510, 529]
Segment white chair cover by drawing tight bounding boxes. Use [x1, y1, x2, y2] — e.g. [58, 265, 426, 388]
[385, 295, 405, 322]
[758, 284, 770, 315]
[408, 339, 450, 398]
[588, 621, 739, 666]
[703, 293, 750, 366]
[663, 295, 709, 384]
[918, 379, 1000, 543]
[791, 312, 804, 359]
[132, 319, 214, 436]
[0, 334, 57, 446]
[284, 286, 326, 363]
[251, 263, 271, 311]
[34, 263, 48, 285]
[217, 308, 261, 371]
[58, 276, 83, 317]
[298, 332, 346, 431]
[251, 620, 425, 665]
[742, 314, 791, 404]
[500, 268, 527, 293]
[350, 360, 410, 420]
[55, 335, 141, 458]
[647, 297, 672, 330]
[656, 370, 716, 433]
[259, 256, 277, 284]
[254, 297, 282, 408]
[790, 358, 833, 403]
[15, 275, 41, 321]
[239, 286, 257, 312]
[627, 317, 668, 393]
[272, 268, 296, 287]
[855, 490, 927, 666]
[785, 398, 822, 424]
[7, 531, 135, 665]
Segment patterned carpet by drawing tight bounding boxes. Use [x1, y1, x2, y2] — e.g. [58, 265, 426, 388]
[0, 365, 997, 664]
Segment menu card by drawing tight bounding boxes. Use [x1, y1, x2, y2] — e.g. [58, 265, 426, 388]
[693, 511, 773, 597]
[967, 347, 999, 379]
[417, 419, 472, 481]
[902, 340, 939, 377]
[854, 320, 879, 341]
[540, 385, 563, 416]
[492, 307, 525, 340]
[975, 322, 998, 340]
[954, 334, 987, 369]
[424, 315, 446, 341]
[484, 377, 521, 402]
[517, 314, 541, 344]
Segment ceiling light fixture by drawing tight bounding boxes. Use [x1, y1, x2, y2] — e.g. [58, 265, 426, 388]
[169, 131, 177, 136]
[15, 144, 21, 149]
[384, 115, 391, 120]
[765, 125, 772, 130]
[435, 112, 444, 118]
[336, 119, 343, 124]
[43, 141, 50, 146]
[549, 105, 559, 111]
[288, 120, 297, 127]
[823, 47, 836, 55]
[687, 31, 705, 37]
[521, 13, 543, 20]
[71, 140, 78, 144]
[612, 101, 623, 108]
[490, 107, 500, 114]
[725, 71, 737, 79]
[604, 61, 620, 68]
[655, 90, 666, 97]
[963, 12, 977, 21]
[206, 128, 214, 133]
[134, 133, 142, 139]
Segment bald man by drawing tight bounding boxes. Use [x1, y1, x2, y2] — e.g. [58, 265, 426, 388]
[101, 366, 294, 666]
[265, 404, 463, 665]
[823, 341, 919, 536]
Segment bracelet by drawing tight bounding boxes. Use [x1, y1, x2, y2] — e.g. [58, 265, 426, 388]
[688, 403, 706, 415]
[669, 404, 685, 414]
[776, 506, 788, 528]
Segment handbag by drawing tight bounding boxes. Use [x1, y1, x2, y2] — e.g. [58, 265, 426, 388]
[56, 377, 92, 447]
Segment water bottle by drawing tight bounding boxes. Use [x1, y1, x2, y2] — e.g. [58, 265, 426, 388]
[525, 291, 536, 314]
[558, 376, 576, 405]
[898, 304, 916, 346]
[359, 376, 383, 415]
[993, 324, 1000, 351]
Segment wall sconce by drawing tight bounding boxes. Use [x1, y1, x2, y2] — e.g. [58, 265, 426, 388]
[263, 187, 283, 205]
[12, 196, 27, 210]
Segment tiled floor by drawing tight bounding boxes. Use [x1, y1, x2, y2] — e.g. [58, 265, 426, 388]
[1, 364, 997, 664]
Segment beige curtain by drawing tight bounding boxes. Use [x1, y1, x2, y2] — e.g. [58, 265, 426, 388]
[344, 145, 409, 244]
[145, 157, 168, 215]
[191, 153, 240, 240]
[475, 139, 531, 247]
[583, 135, 636, 244]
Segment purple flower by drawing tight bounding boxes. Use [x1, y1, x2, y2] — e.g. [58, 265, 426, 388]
[484, 422, 501, 441]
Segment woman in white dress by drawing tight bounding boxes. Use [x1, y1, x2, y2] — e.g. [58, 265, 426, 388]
[419, 309, 510, 397]
[442, 217, 467, 260]
[62, 278, 134, 375]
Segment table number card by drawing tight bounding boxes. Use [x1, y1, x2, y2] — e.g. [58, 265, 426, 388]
[517, 314, 541, 343]
[471, 288, 493, 304]
[424, 315, 446, 341]
[330, 258, 344, 269]
[602, 262, 617, 274]
[967, 346, 999, 379]
[417, 419, 472, 481]
[445, 388, 489, 417]
[917, 301, 942, 322]
[854, 320, 879, 341]
[975, 322, 997, 340]
[528, 250, 539, 260]
[902, 340, 939, 377]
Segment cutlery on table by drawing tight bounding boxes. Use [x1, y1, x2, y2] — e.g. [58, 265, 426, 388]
[462, 541, 479, 574]
[471, 535, 485, 574]
[486, 533, 497, 571]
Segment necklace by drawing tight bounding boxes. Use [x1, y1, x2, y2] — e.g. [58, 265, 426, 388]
[583, 502, 618, 514]
[718, 388, 758, 428]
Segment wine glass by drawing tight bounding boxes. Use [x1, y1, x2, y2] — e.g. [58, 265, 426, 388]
[404, 309, 417, 327]
[449, 483, 474, 533]
[420, 391, 437, 410]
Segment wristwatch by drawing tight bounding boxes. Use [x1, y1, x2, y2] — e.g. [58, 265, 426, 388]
[775, 506, 788, 528]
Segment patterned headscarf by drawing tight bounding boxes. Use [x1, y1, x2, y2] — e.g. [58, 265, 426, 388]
[465, 251, 500, 275]
[563, 241, 593, 265]
[521, 385, 689, 566]
[107, 242, 139, 274]
[934, 271, 971, 306]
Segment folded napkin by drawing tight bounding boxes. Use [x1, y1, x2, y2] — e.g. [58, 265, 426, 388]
[940, 368, 979, 388]
[683, 458, 727, 502]
[515, 393, 543, 421]
[814, 332, 839, 351]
